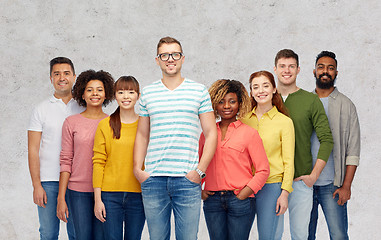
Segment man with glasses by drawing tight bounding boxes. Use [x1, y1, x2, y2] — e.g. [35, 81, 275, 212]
[133, 36, 217, 240]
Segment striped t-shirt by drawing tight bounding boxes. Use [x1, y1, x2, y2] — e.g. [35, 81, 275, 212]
[139, 78, 213, 176]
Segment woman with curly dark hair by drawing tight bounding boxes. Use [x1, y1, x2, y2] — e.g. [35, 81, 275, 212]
[199, 79, 269, 240]
[57, 69, 114, 240]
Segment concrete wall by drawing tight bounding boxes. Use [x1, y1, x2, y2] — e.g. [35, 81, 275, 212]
[1, 1, 380, 239]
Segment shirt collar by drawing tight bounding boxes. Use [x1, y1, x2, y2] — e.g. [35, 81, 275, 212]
[217, 119, 242, 129]
[49, 95, 60, 103]
[266, 106, 278, 119]
[312, 87, 338, 99]
[248, 106, 278, 120]
[329, 87, 339, 99]
[49, 95, 75, 104]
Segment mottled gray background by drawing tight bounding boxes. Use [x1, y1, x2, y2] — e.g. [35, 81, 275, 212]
[1, 0, 380, 239]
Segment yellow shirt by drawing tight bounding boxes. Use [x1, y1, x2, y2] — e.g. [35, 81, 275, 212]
[241, 106, 295, 193]
[93, 117, 141, 192]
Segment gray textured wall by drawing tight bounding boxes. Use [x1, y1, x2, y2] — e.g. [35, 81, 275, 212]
[1, 1, 380, 239]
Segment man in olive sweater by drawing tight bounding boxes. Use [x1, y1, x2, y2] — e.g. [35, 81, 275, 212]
[273, 49, 333, 240]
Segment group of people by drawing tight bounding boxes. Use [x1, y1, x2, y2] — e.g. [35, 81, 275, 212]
[28, 36, 360, 240]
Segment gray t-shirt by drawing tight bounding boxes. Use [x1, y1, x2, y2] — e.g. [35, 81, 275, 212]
[311, 97, 334, 186]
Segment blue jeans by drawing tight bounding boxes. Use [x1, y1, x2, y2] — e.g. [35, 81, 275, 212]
[203, 191, 255, 240]
[101, 191, 145, 240]
[67, 189, 104, 240]
[308, 183, 348, 240]
[275, 180, 313, 240]
[141, 176, 201, 240]
[37, 181, 75, 240]
[255, 182, 282, 240]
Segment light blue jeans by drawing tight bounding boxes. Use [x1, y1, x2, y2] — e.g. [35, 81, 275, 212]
[141, 176, 201, 240]
[203, 191, 255, 240]
[37, 181, 75, 240]
[255, 182, 282, 240]
[308, 183, 349, 240]
[275, 180, 313, 240]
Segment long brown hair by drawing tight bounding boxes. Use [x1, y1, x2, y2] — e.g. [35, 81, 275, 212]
[109, 76, 140, 139]
[249, 71, 289, 116]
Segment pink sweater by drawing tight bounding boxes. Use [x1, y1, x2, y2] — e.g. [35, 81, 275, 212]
[60, 114, 106, 192]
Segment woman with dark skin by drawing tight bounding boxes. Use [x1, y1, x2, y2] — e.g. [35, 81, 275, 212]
[199, 79, 269, 240]
[57, 70, 114, 240]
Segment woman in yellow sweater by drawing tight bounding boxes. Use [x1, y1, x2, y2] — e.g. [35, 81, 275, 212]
[92, 76, 145, 240]
[241, 71, 295, 240]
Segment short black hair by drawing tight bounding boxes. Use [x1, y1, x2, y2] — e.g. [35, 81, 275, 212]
[72, 70, 114, 107]
[315, 51, 337, 66]
[50, 57, 75, 75]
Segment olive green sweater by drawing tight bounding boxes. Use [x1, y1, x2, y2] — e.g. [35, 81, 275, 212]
[284, 89, 333, 178]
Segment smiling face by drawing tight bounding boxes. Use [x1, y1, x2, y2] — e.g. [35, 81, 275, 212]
[155, 43, 184, 77]
[82, 80, 105, 107]
[314, 56, 338, 89]
[274, 57, 300, 86]
[50, 63, 76, 97]
[216, 92, 239, 122]
[251, 75, 276, 108]
[115, 89, 139, 111]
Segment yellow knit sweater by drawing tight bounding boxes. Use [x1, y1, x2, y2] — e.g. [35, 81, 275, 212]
[93, 117, 141, 192]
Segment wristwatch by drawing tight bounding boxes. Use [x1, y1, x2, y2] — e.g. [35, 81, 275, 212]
[196, 168, 206, 179]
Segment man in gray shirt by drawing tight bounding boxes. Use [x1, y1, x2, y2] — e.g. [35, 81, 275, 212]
[308, 51, 361, 240]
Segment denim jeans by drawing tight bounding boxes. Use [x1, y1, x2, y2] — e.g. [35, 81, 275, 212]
[275, 180, 313, 240]
[308, 183, 349, 240]
[203, 191, 255, 240]
[141, 176, 201, 240]
[37, 181, 75, 240]
[67, 189, 104, 240]
[101, 191, 145, 240]
[255, 182, 282, 240]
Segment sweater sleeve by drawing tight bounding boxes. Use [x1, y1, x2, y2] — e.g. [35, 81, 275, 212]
[311, 96, 334, 162]
[246, 130, 270, 194]
[281, 118, 295, 193]
[92, 121, 108, 189]
[60, 118, 74, 173]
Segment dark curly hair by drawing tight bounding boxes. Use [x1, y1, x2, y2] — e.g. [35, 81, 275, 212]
[208, 79, 251, 119]
[72, 70, 114, 107]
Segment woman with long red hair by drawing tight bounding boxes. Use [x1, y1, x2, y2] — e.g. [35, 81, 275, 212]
[241, 70, 295, 240]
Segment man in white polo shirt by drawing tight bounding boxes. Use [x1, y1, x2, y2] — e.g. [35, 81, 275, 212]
[28, 57, 83, 240]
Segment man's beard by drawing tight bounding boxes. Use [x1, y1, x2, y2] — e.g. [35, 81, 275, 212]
[315, 73, 336, 89]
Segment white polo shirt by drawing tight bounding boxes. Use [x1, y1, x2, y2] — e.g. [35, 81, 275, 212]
[28, 95, 84, 181]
